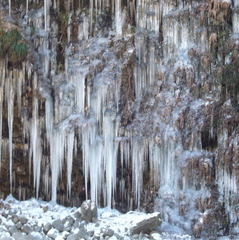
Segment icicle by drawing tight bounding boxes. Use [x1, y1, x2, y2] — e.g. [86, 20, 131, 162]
[82, 121, 103, 204]
[131, 137, 146, 208]
[9, 0, 11, 16]
[0, 61, 5, 171]
[7, 75, 14, 193]
[30, 73, 42, 198]
[115, 0, 122, 36]
[26, 0, 29, 14]
[45, 98, 53, 144]
[67, 13, 72, 44]
[103, 113, 119, 207]
[233, 10, 239, 34]
[148, 140, 160, 187]
[160, 126, 180, 191]
[0, 87, 3, 170]
[16, 69, 24, 115]
[78, 15, 89, 41]
[44, 162, 50, 196]
[134, 32, 146, 99]
[66, 131, 74, 197]
[73, 70, 87, 113]
[44, 0, 48, 31]
[50, 129, 65, 202]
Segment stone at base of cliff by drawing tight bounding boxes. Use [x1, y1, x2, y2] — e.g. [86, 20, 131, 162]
[129, 212, 161, 234]
[80, 200, 98, 223]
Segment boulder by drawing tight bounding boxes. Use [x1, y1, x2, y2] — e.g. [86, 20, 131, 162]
[12, 232, 30, 240]
[66, 234, 81, 240]
[73, 209, 82, 219]
[19, 216, 28, 225]
[47, 228, 59, 239]
[7, 225, 17, 235]
[12, 215, 19, 224]
[21, 224, 33, 234]
[129, 212, 161, 235]
[15, 221, 22, 230]
[28, 232, 43, 240]
[102, 228, 114, 237]
[80, 200, 97, 222]
[63, 216, 75, 231]
[43, 223, 52, 234]
[52, 219, 64, 232]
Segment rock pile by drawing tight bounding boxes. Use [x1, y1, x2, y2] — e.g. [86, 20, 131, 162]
[0, 197, 168, 240]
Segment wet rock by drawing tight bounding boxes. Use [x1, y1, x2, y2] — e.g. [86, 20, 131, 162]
[80, 200, 97, 222]
[129, 212, 161, 234]
[52, 219, 64, 232]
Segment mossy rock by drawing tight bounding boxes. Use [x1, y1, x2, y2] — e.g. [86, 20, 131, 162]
[0, 27, 28, 64]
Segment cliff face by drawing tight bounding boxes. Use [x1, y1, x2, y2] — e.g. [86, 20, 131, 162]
[0, 0, 238, 238]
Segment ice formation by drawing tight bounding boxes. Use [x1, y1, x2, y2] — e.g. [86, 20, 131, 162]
[0, 0, 238, 236]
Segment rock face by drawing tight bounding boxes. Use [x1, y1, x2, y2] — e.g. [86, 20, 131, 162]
[0, 0, 238, 238]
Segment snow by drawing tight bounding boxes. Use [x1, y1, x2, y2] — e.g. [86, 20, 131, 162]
[0, 196, 193, 240]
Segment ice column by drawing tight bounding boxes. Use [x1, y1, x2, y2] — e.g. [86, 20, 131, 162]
[115, 0, 122, 36]
[26, 0, 29, 14]
[82, 122, 103, 204]
[103, 113, 119, 207]
[6, 73, 14, 192]
[9, 0, 11, 16]
[30, 74, 42, 198]
[0, 61, 5, 170]
[132, 137, 146, 207]
[50, 130, 65, 202]
[66, 132, 74, 196]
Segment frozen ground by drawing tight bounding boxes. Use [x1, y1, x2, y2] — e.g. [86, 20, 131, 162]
[0, 196, 195, 240]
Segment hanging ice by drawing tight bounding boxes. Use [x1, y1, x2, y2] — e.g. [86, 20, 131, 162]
[30, 74, 42, 198]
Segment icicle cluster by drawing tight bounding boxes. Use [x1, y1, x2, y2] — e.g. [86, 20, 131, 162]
[1, 3, 238, 235]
